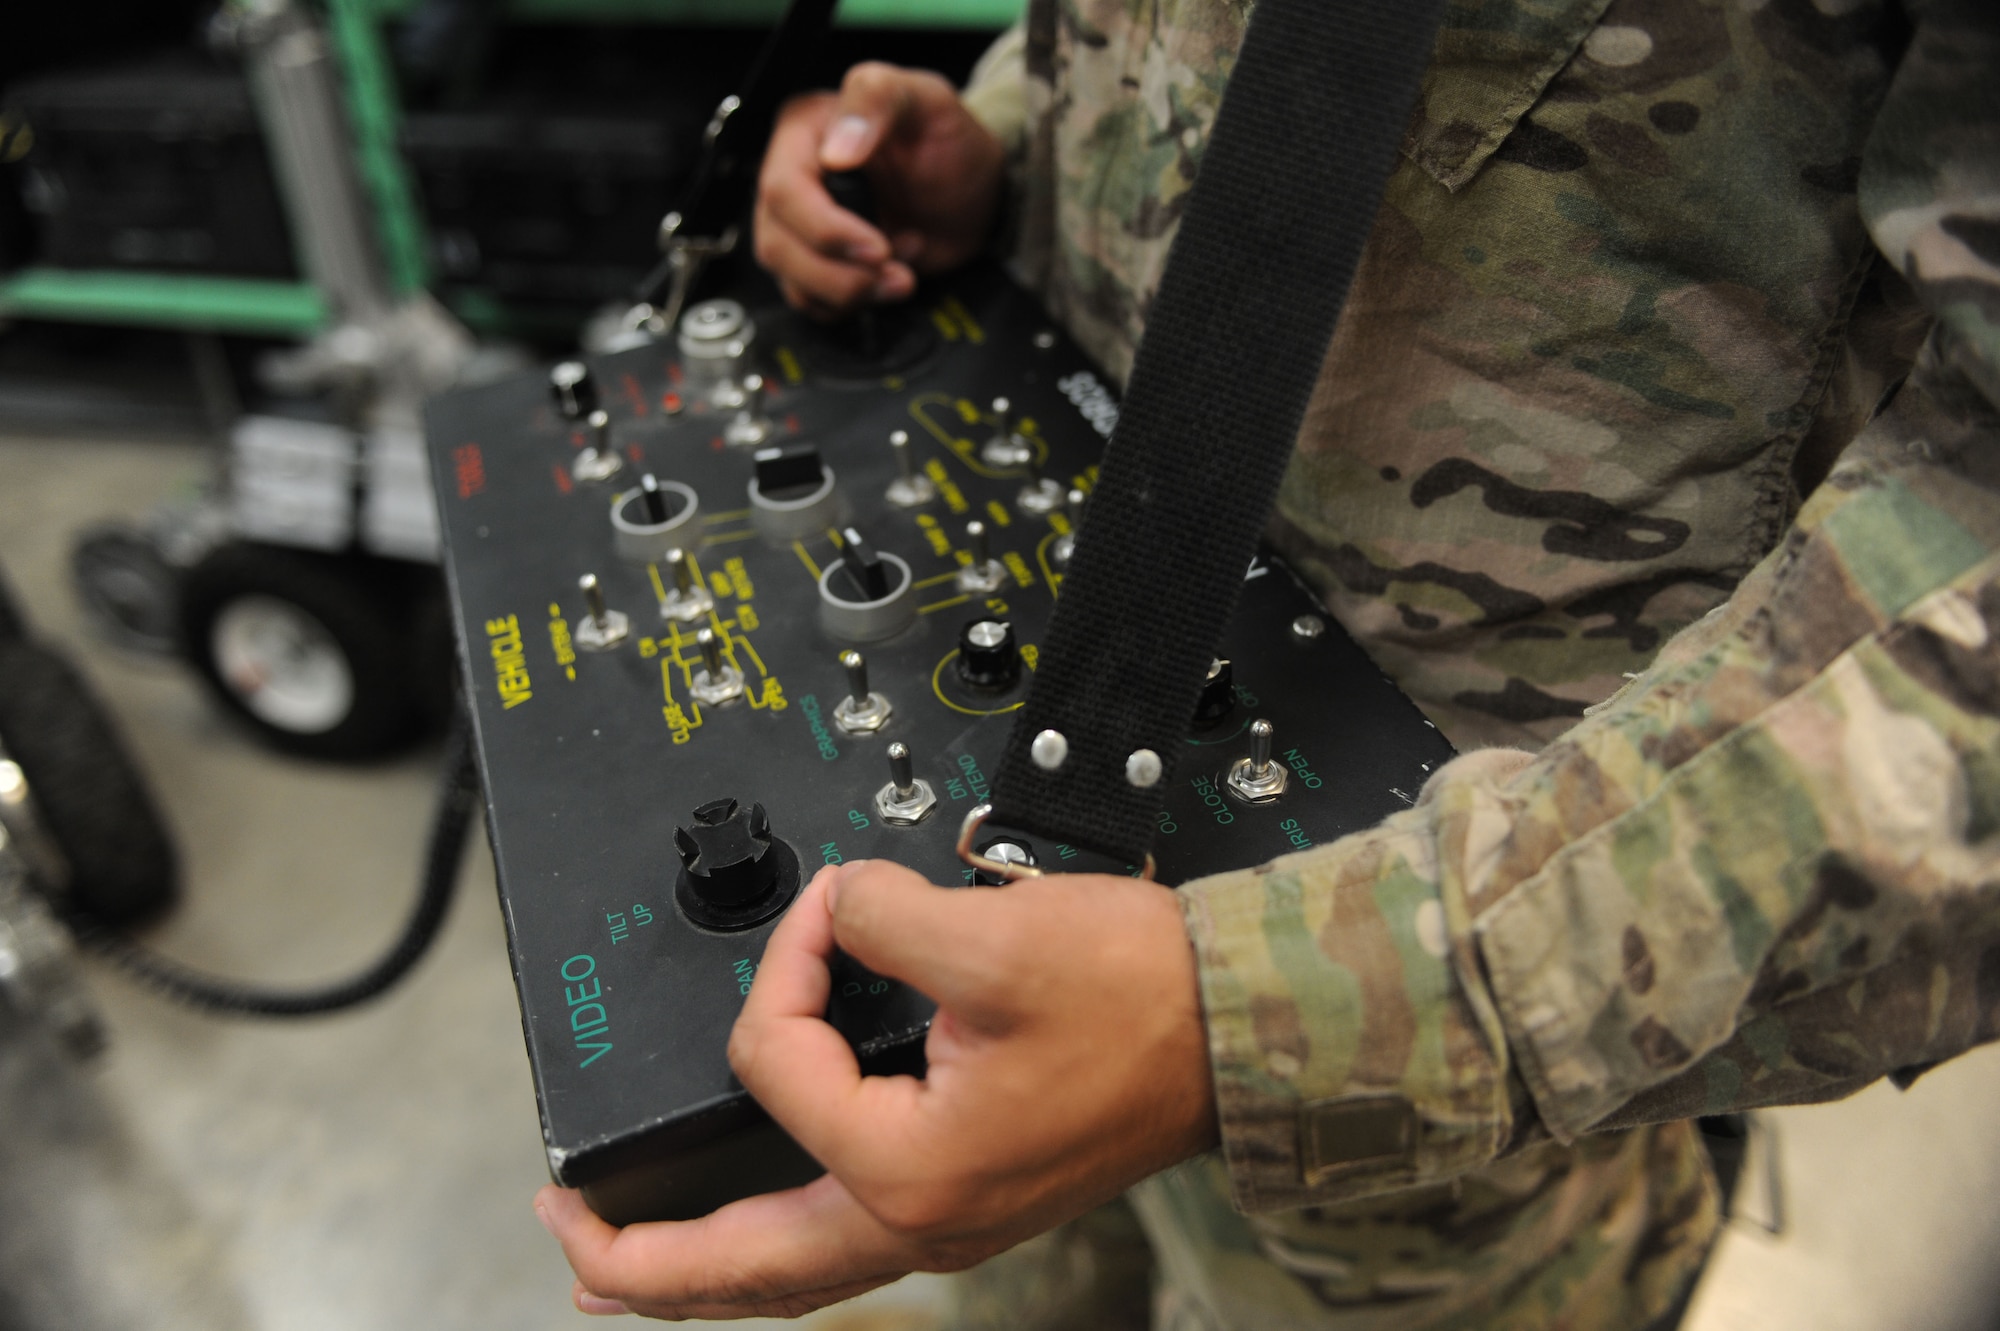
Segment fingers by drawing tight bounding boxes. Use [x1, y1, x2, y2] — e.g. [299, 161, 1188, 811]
[820, 62, 921, 170]
[757, 92, 891, 313]
[826, 860, 1027, 1019]
[539, 1175, 916, 1320]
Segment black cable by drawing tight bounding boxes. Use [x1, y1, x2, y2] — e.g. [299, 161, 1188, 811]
[76, 711, 480, 1018]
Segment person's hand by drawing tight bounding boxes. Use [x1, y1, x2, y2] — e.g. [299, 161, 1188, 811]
[535, 859, 1218, 1319]
[755, 62, 1006, 318]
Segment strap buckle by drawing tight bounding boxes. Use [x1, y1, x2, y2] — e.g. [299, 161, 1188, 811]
[955, 803, 1157, 884]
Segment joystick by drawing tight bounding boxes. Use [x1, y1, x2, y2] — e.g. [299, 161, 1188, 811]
[832, 650, 892, 733]
[956, 618, 1020, 691]
[572, 409, 623, 483]
[957, 519, 1006, 594]
[673, 798, 800, 931]
[549, 360, 597, 421]
[817, 527, 915, 642]
[611, 472, 700, 562]
[677, 300, 755, 408]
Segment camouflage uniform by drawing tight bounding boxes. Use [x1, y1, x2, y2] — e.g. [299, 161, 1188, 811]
[952, 0, 2000, 1327]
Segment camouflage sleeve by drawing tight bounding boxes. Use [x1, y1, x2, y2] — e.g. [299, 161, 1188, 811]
[1179, 0, 2000, 1216]
[960, 22, 1029, 158]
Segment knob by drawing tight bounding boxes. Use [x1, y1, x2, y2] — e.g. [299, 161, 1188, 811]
[981, 397, 1030, 468]
[956, 618, 1020, 691]
[1193, 657, 1235, 728]
[748, 441, 843, 543]
[677, 299, 754, 406]
[873, 741, 938, 826]
[550, 360, 597, 420]
[972, 838, 1036, 887]
[833, 649, 892, 733]
[817, 526, 916, 642]
[1225, 718, 1288, 803]
[673, 798, 801, 931]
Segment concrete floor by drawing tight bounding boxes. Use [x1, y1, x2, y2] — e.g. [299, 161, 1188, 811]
[0, 428, 1996, 1331]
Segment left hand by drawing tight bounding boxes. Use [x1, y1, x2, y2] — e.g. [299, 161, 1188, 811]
[535, 858, 1218, 1319]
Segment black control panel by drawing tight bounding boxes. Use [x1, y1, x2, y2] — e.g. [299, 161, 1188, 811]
[424, 261, 1455, 1225]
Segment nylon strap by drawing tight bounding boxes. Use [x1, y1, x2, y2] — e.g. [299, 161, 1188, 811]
[988, 0, 1448, 865]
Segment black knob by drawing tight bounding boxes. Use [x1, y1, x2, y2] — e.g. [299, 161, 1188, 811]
[753, 442, 826, 499]
[831, 527, 891, 602]
[956, 618, 1019, 691]
[550, 360, 597, 421]
[672, 798, 801, 931]
[1193, 657, 1236, 728]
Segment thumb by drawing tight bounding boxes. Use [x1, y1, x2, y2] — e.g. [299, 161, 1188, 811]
[827, 860, 1024, 1023]
[819, 62, 918, 170]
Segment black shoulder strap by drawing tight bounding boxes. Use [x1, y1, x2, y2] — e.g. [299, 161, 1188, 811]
[986, 0, 1449, 866]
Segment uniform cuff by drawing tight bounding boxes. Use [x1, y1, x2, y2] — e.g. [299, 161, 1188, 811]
[1177, 763, 1521, 1213]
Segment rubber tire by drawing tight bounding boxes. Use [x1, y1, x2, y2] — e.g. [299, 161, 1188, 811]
[178, 543, 423, 761]
[0, 640, 179, 927]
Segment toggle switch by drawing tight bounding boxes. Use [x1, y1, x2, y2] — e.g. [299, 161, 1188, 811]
[549, 360, 597, 421]
[1225, 718, 1287, 803]
[572, 408, 623, 483]
[873, 742, 938, 826]
[833, 649, 893, 733]
[1193, 657, 1236, 728]
[572, 572, 628, 651]
[884, 430, 936, 508]
[673, 797, 801, 931]
[657, 547, 714, 622]
[817, 527, 915, 642]
[611, 471, 700, 562]
[956, 519, 1007, 594]
[1052, 486, 1086, 568]
[724, 373, 773, 448]
[955, 617, 1020, 691]
[748, 441, 843, 543]
[980, 396, 1031, 468]
[688, 627, 746, 706]
[1016, 445, 1064, 516]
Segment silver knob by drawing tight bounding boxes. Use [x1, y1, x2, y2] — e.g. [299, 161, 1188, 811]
[1053, 486, 1087, 567]
[958, 518, 1006, 594]
[659, 546, 715, 623]
[885, 428, 936, 507]
[981, 394, 1030, 467]
[874, 740, 937, 825]
[1225, 717, 1288, 803]
[572, 572, 628, 651]
[689, 625, 745, 705]
[724, 372, 772, 447]
[574, 408, 622, 484]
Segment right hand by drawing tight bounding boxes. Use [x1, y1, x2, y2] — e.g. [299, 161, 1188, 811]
[755, 62, 1006, 318]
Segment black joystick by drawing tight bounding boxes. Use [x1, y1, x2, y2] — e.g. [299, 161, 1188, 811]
[1193, 657, 1237, 728]
[549, 360, 597, 421]
[822, 169, 884, 363]
[673, 798, 801, 931]
[833, 527, 891, 602]
[956, 618, 1020, 691]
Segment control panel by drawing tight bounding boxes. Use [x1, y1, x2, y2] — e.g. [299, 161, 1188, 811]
[425, 261, 1455, 1225]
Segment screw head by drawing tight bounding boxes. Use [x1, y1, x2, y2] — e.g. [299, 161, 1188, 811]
[1030, 729, 1068, 771]
[1291, 614, 1326, 642]
[1125, 748, 1163, 788]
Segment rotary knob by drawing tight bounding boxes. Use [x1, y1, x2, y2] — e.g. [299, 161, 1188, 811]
[673, 798, 801, 931]
[955, 618, 1020, 691]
